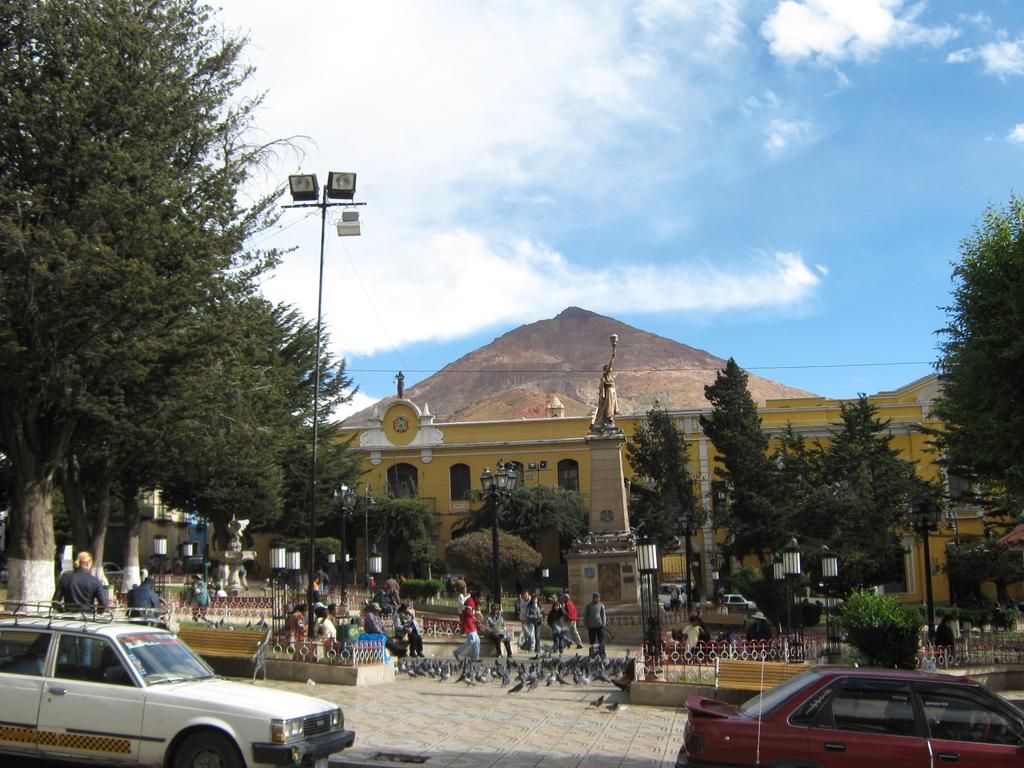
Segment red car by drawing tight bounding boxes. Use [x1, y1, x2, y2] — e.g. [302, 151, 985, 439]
[680, 667, 1024, 767]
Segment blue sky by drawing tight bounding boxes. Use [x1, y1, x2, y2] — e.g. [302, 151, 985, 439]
[216, 1, 1024, 414]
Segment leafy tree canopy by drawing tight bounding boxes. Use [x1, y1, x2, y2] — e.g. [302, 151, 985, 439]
[444, 530, 541, 591]
[457, 484, 587, 550]
[935, 195, 1024, 509]
[365, 497, 438, 578]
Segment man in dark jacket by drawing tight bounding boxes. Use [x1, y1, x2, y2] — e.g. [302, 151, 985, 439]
[745, 611, 773, 642]
[126, 577, 163, 617]
[54, 551, 107, 610]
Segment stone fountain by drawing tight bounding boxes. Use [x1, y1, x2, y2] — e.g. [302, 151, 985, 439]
[216, 516, 257, 596]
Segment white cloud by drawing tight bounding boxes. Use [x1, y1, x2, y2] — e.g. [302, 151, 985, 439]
[948, 39, 1024, 77]
[762, 0, 957, 63]
[1009, 124, 1024, 144]
[263, 230, 824, 357]
[218, 2, 824, 362]
[334, 391, 380, 421]
[764, 118, 814, 154]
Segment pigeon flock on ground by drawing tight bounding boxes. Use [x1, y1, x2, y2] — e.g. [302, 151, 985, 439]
[395, 652, 632, 709]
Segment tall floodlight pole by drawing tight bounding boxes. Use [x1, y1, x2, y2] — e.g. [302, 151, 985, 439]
[284, 172, 363, 637]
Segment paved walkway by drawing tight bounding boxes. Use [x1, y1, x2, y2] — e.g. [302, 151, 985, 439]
[256, 668, 685, 768]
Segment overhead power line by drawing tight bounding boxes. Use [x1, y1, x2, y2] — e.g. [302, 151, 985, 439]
[345, 360, 936, 375]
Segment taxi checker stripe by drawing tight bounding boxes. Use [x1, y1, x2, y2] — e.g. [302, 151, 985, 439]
[0, 725, 131, 754]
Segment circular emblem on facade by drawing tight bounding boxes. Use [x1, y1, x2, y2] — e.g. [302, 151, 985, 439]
[393, 415, 409, 433]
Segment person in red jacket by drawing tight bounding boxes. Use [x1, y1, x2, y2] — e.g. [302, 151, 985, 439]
[561, 592, 585, 649]
[453, 599, 481, 661]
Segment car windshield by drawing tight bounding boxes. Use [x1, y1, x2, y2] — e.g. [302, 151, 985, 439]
[118, 632, 215, 685]
[738, 669, 821, 717]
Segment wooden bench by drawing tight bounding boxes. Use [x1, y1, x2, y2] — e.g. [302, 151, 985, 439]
[716, 659, 807, 692]
[177, 626, 267, 660]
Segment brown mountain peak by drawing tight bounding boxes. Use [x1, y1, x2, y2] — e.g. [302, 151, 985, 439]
[345, 308, 814, 424]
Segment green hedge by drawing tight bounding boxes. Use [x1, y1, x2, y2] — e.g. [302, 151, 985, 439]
[401, 579, 443, 601]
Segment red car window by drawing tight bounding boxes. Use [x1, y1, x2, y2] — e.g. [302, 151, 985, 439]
[918, 685, 1024, 746]
[820, 683, 917, 737]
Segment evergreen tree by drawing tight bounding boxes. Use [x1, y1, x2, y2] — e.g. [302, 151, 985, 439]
[0, 0, 281, 601]
[700, 359, 787, 565]
[626, 404, 699, 549]
[935, 196, 1024, 510]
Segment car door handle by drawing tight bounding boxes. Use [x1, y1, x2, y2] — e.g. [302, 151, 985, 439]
[936, 753, 959, 762]
[47, 686, 67, 696]
[823, 742, 846, 752]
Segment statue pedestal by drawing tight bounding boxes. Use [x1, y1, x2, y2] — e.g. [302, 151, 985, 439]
[585, 429, 630, 533]
[566, 532, 638, 605]
[215, 549, 256, 596]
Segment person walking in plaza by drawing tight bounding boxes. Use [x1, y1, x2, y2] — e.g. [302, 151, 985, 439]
[313, 604, 336, 660]
[287, 603, 307, 643]
[561, 592, 585, 649]
[516, 590, 533, 651]
[453, 599, 481, 661]
[485, 602, 513, 658]
[187, 574, 210, 620]
[525, 593, 544, 656]
[584, 592, 608, 659]
[54, 551, 108, 611]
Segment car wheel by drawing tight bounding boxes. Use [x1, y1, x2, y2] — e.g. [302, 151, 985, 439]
[173, 731, 243, 768]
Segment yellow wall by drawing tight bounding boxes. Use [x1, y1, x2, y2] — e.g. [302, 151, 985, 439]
[342, 377, 1020, 605]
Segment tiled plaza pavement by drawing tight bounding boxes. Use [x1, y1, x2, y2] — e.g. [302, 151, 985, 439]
[257, 672, 686, 768]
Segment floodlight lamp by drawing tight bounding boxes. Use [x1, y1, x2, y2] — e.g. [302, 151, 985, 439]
[637, 539, 659, 573]
[328, 553, 336, 564]
[326, 171, 356, 200]
[287, 550, 301, 571]
[782, 537, 802, 576]
[822, 546, 839, 579]
[369, 556, 383, 574]
[288, 174, 319, 202]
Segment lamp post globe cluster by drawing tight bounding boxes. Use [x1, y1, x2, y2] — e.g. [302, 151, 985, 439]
[480, 461, 519, 603]
[911, 498, 943, 641]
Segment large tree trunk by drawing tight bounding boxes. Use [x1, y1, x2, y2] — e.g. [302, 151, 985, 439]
[1, 409, 73, 604]
[88, 462, 114, 587]
[60, 455, 92, 553]
[121, 484, 142, 590]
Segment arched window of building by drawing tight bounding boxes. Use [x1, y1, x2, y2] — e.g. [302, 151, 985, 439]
[507, 461, 525, 482]
[450, 463, 471, 501]
[387, 463, 419, 498]
[557, 459, 579, 492]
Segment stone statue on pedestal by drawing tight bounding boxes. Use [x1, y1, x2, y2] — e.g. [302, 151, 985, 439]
[591, 334, 619, 434]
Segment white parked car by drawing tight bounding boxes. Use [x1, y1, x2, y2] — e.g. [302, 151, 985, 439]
[720, 593, 757, 612]
[657, 583, 688, 610]
[0, 611, 354, 767]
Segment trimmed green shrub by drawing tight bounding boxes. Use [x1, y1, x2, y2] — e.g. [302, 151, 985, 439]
[840, 589, 920, 669]
[542, 586, 564, 598]
[401, 579, 442, 601]
[991, 607, 1020, 631]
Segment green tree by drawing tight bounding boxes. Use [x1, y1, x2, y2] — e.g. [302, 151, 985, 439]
[626, 403, 700, 547]
[700, 359, 787, 565]
[365, 497, 438, 578]
[935, 196, 1024, 508]
[444, 530, 541, 592]
[456, 484, 587, 550]
[0, 0, 281, 601]
[944, 538, 1024, 604]
[814, 397, 925, 591]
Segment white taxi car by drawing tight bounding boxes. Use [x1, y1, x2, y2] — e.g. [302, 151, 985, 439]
[0, 611, 355, 767]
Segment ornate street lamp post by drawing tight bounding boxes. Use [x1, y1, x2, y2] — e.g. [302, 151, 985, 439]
[911, 498, 943, 641]
[481, 461, 519, 603]
[152, 535, 168, 596]
[821, 545, 840, 662]
[334, 484, 356, 587]
[782, 538, 803, 662]
[638, 539, 661, 663]
[270, 545, 287, 634]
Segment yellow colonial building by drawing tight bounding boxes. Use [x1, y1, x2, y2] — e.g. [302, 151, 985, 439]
[342, 374, 1016, 606]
